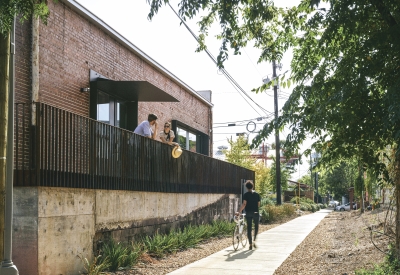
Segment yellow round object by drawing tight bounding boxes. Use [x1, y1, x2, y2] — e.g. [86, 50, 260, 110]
[172, 146, 182, 158]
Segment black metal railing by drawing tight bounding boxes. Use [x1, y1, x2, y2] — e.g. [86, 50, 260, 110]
[14, 102, 254, 194]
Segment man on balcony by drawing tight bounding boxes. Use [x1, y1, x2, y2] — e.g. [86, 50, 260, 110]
[134, 113, 158, 139]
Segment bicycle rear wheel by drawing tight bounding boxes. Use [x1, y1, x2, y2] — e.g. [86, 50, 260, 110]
[241, 223, 248, 247]
[232, 224, 240, 251]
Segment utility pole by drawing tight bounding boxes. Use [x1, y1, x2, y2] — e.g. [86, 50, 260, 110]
[310, 154, 313, 202]
[1, 16, 19, 274]
[0, 17, 11, 263]
[273, 60, 281, 205]
[315, 172, 318, 203]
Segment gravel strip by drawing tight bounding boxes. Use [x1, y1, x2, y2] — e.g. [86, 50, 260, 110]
[274, 209, 390, 275]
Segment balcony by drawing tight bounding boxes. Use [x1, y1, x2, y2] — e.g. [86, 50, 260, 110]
[14, 103, 254, 194]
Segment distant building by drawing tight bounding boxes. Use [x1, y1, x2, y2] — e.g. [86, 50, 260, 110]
[214, 145, 228, 160]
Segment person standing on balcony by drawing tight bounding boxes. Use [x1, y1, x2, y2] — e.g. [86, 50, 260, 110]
[159, 122, 179, 146]
[236, 181, 260, 250]
[134, 113, 158, 139]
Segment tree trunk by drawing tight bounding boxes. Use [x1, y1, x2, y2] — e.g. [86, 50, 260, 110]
[395, 154, 400, 259]
[0, 31, 10, 260]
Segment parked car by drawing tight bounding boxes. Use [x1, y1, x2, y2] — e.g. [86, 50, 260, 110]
[336, 202, 357, 211]
[329, 200, 339, 208]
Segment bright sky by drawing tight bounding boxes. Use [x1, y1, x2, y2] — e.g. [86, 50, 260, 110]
[76, 0, 312, 180]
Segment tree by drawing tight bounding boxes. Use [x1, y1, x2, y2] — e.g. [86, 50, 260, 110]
[224, 136, 255, 170]
[0, 0, 50, 261]
[320, 160, 358, 200]
[0, 1, 49, 35]
[223, 136, 272, 196]
[297, 174, 311, 187]
[148, 0, 400, 256]
[268, 158, 290, 193]
[253, 161, 271, 197]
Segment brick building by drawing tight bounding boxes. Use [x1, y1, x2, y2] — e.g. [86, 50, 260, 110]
[10, 0, 250, 274]
[16, 0, 213, 156]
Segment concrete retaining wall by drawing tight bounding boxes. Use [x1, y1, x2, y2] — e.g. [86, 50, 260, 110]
[12, 187, 239, 275]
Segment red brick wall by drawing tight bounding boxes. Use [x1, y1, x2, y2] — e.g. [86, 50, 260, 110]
[29, 1, 211, 135]
[15, 17, 31, 104]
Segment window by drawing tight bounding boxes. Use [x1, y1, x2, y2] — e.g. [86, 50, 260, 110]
[188, 132, 197, 152]
[173, 120, 209, 156]
[177, 127, 197, 152]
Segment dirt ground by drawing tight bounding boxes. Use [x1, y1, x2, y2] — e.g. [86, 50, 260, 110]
[275, 209, 390, 275]
[104, 209, 390, 275]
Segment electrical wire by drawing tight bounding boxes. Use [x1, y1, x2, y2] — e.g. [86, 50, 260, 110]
[167, 3, 273, 117]
[214, 115, 273, 125]
[243, 48, 263, 78]
[213, 122, 270, 128]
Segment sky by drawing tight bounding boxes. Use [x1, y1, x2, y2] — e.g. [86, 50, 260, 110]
[76, 0, 313, 180]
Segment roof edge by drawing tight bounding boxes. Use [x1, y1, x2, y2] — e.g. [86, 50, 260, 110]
[62, 0, 213, 107]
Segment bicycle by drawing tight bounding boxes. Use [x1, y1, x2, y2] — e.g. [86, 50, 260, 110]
[232, 213, 248, 250]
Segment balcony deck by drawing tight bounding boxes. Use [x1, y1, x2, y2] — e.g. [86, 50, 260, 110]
[14, 103, 254, 194]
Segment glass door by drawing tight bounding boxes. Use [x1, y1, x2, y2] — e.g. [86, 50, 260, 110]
[97, 91, 127, 128]
[97, 91, 111, 124]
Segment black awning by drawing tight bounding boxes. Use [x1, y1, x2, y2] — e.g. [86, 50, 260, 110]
[94, 79, 179, 102]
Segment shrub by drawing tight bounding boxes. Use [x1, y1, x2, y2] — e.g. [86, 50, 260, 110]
[300, 203, 311, 211]
[290, 196, 301, 204]
[300, 204, 308, 211]
[142, 220, 234, 258]
[260, 208, 269, 223]
[260, 204, 296, 222]
[282, 203, 296, 216]
[355, 244, 400, 274]
[310, 204, 317, 212]
[260, 197, 275, 207]
[79, 254, 110, 275]
[87, 219, 236, 273]
[99, 239, 132, 271]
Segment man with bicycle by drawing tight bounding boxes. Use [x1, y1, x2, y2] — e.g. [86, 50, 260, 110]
[236, 180, 260, 250]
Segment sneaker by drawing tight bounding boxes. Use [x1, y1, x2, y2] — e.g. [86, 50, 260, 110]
[253, 242, 257, 248]
[249, 244, 253, 250]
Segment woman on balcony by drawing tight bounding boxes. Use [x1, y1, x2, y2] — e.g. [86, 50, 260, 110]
[160, 122, 179, 146]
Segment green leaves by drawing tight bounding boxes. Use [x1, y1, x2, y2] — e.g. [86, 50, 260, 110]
[147, 0, 400, 180]
[0, 0, 50, 35]
[224, 136, 256, 170]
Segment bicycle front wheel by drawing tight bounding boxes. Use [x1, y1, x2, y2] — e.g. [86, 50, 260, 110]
[232, 225, 240, 251]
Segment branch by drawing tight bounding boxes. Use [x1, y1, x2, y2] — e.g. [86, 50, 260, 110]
[371, 0, 398, 27]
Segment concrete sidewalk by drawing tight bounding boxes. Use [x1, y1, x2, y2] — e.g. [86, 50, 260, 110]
[168, 209, 332, 275]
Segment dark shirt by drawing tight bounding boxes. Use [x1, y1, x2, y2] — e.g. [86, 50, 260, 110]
[243, 191, 260, 213]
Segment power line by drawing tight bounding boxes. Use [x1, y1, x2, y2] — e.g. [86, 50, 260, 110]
[167, 3, 273, 117]
[213, 122, 270, 128]
[243, 48, 263, 78]
[214, 115, 273, 125]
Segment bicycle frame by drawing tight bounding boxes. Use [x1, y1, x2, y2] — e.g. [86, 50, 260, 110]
[232, 213, 248, 250]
